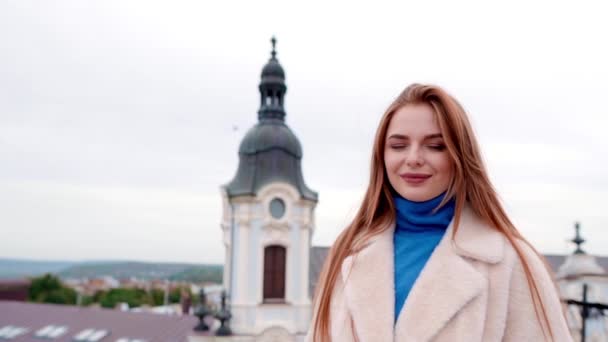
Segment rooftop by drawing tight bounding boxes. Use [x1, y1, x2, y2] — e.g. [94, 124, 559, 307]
[0, 301, 203, 342]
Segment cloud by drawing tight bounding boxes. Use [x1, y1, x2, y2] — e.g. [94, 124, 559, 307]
[0, 180, 224, 263]
[1, 0, 607, 262]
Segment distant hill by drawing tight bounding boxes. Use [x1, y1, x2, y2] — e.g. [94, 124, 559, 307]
[169, 265, 223, 283]
[59, 262, 223, 283]
[0, 258, 76, 279]
[0, 259, 223, 283]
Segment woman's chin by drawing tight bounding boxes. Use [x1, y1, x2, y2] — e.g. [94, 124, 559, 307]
[397, 188, 444, 202]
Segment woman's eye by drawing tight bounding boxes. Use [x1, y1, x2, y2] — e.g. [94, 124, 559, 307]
[390, 144, 407, 149]
[428, 144, 446, 151]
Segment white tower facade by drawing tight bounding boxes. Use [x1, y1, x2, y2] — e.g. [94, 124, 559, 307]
[221, 183, 315, 337]
[219, 38, 318, 341]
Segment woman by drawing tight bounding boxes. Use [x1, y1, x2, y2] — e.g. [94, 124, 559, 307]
[306, 84, 572, 342]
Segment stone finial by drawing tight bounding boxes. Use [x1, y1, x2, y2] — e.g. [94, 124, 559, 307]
[572, 221, 586, 254]
[271, 36, 277, 59]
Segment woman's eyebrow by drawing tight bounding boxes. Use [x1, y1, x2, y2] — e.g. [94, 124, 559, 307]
[387, 134, 408, 140]
[387, 133, 443, 140]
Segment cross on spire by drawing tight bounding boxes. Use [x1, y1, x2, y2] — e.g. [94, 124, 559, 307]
[572, 221, 586, 254]
[271, 36, 277, 59]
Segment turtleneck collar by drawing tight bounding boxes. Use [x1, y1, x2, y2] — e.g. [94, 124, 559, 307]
[392, 192, 456, 233]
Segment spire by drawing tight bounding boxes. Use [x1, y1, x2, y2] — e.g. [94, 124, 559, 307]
[572, 221, 586, 254]
[224, 38, 317, 202]
[258, 37, 287, 121]
[557, 221, 605, 278]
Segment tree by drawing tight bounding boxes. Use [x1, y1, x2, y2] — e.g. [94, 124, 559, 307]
[149, 288, 164, 306]
[81, 295, 96, 306]
[99, 288, 148, 308]
[169, 287, 181, 304]
[169, 286, 193, 304]
[28, 274, 77, 305]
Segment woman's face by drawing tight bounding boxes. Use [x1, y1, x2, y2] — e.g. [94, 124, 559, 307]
[384, 103, 454, 202]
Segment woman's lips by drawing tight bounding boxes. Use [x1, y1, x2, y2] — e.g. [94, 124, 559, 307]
[400, 173, 431, 185]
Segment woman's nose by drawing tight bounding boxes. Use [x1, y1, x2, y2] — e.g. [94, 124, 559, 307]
[405, 146, 423, 167]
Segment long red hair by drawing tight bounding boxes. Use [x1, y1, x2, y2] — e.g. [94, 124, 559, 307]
[310, 84, 557, 341]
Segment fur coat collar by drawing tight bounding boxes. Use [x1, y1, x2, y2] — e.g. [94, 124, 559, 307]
[328, 204, 573, 342]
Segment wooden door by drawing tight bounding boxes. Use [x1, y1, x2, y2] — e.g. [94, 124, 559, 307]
[263, 245, 286, 301]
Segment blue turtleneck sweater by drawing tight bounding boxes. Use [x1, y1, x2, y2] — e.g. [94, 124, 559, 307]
[393, 192, 455, 322]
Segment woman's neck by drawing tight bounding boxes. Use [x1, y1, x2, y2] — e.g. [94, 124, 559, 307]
[392, 192, 456, 232]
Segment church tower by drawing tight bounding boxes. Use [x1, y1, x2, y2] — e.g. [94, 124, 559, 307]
[220, 38, 318, 339]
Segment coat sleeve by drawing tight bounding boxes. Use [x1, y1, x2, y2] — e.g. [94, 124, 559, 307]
[305, 270, 357, 342]
[503, 241, 573, 342]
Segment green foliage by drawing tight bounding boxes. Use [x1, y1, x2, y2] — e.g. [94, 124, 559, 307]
[98, 288, 149, 308]
[97, 286, 192, 307]
[149, 288, 165, 306]
[28, 273, 77, 305]
[169, 287, 181, 303]
[191, 291, 202, 306]
[168, 286, 192, 304]
[81, 295, 96, 306]
[92, 290, 105, 303]
[26, 273, 203, 309]
[45, 288, 77, 304]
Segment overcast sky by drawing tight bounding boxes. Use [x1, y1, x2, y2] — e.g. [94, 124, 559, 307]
[1, 0, 607, 264]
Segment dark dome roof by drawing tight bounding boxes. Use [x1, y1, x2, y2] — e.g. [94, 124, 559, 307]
[239, 121, 302, 158]
[226, 120, 317, 201]
[261, 59, 285, 79]
[224, 38, 317, 202]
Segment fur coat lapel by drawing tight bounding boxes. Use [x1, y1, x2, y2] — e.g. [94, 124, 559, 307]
[341, 204, 505, 342]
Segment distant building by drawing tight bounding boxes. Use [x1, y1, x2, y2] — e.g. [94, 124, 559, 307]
[0, 279, 30, 302]
[556, 223, 608, 342]
[63, 277, 120, 297]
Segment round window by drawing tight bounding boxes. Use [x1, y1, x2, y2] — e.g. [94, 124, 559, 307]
[269, 198, 286, 219]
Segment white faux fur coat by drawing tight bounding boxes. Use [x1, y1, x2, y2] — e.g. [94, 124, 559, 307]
[306, 205, 573, 342]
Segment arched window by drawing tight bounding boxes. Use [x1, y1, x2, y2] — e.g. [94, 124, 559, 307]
[263, 245, 286, 302]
